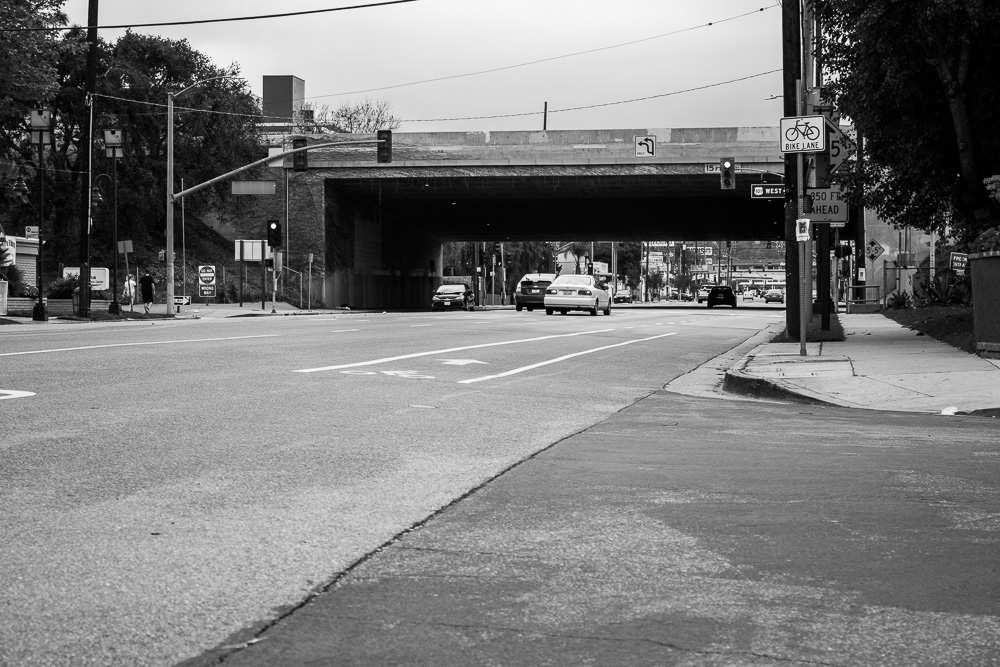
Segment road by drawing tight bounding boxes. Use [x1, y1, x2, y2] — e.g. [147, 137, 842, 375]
[1, 305, 781, 666]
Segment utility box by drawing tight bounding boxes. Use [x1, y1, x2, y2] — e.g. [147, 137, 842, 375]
[970, 251, 1000, 359]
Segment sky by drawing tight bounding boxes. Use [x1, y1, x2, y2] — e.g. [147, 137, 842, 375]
[61, 0, 785, 133]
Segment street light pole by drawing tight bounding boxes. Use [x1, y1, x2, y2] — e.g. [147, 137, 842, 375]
[29, 109, 50, 321]
[104, 128, 123, 314]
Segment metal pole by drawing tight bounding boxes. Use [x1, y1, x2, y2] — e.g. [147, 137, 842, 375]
[166, 91, 175, 316]
[181, 177, 186, 301]
[109, 159, 120, 313]
[33, 135, 47, 321]
[799, 240, 807, 355]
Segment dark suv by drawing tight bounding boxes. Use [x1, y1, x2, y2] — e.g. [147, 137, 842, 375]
[706, 285, 737, 308]
[515, 273, 557, 312]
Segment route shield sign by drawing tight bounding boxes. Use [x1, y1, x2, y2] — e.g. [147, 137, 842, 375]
[198, 265, 217, 298]
[751, 184, 785, 199]
[780, 115, 826, 153]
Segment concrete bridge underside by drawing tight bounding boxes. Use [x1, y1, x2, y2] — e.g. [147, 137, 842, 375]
[290, 128, 788, 308]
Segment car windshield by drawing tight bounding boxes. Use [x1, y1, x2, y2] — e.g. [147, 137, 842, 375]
[551, 275, 593, 287]
[436, 285, 466, 294]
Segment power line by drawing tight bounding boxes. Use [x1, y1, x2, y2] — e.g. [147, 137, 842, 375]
[301, 6, 777, 103]
[401, 70, 783, 123]
[0, 0, 418, 32]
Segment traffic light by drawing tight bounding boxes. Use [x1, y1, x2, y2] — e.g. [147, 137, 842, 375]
[493, 241, 502, 256]
[377, 129, 392, 163]
[267, 220, 281, 248]
[719, 157, 735, 190]
[292, 137, 307, 172]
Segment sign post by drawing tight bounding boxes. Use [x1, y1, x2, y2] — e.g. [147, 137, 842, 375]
[796, 218, 811, 356]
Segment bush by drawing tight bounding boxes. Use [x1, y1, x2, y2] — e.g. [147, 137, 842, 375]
[886, 290, 913, 310]
[46, 275, 78, 298]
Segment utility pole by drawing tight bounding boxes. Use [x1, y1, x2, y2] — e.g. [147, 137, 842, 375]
[783, 0, 802, 340]
[77, 0, 99, 317]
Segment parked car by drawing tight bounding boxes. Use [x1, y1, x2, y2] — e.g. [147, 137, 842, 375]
[514, 273, 557, 312]
[697, 284, 717, 303]
[544, 274, 612, 316]
[706, 285, 737, 308]
[764, 288, 785, 304]
[431, 283, 474, 311]
[680, 292, 694, 302]
[742, 289, 756, 301]
[613, 292, 632, 304]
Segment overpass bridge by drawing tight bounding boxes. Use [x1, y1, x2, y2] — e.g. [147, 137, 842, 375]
[276, 127, 788, 308]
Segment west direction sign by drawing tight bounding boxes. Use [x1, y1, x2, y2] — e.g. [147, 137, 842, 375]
[751, 184, 785, 199]
[806, 187, 849, 225]
[780, 115, 826, 153]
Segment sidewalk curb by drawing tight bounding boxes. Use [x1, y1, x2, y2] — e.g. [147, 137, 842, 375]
[723, 363, 833, 406]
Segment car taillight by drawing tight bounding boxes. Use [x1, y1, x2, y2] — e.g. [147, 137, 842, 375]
[577, 289, 592, 296]
[545, 289, 556, 294]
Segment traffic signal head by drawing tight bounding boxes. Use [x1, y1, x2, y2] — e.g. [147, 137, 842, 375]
[292, 138, 307, 172]
[720, 157, 735, 190]
[377, 129, 392, 163]
[267, 220, 281, 248]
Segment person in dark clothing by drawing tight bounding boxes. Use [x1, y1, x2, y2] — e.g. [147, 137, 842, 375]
[138, 272, 155, 313]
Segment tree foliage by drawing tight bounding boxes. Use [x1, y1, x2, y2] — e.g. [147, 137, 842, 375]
[818, 0, 1000, 245]
[332, 97, 401, 133]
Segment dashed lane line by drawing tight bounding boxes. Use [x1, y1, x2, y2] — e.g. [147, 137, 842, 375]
[293, 329, 616, 374]
[0, 334, 279, 357]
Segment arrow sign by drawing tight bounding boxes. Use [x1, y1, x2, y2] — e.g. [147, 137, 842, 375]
[0, 390, 36, 400]
[826, 120, 857, 173]
[439, 359, 489, 366]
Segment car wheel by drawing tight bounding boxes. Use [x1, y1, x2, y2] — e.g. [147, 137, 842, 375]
[590, 300, 598, 316]
[731, 303, 737, 308]
[707, 303, 714, 308]
[561, 309, 568, 315]
[527, 307, 533, 312]
[516, 304, 523, 312]
[546, 308, 553, 315]
[603, 301, 611, 316]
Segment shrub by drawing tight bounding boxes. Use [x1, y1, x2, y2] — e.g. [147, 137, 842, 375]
[886, 290, 913, 310]
[46, 275, 78, 298]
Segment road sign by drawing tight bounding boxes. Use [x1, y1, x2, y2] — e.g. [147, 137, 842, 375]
[866, 239, 885, 262]
[950, 252, 968, 273]
[117, 240, 133, 254]
[173, 295, 191, 306]
[827, 121, 857, 173]
[62, 266, 109, 290]
[751, 184, 785, 199]
[806, 187, 849, 223]
[232, 181, 276, 195]
[24, 226, 39, 239]
[634, 135, 656, 158]
[780, 115, 826, 153]
[198, 265, 217, 298]
[235, 239, 266, 261]
[795, 218, 811, 242]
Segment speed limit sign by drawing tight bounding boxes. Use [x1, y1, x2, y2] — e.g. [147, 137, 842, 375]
[198, 265, 216, 298]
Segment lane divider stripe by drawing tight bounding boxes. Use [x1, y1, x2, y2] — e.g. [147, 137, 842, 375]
[0, 334, 278, 357]
[293, 329, 616, 373]
[458, 333, 677, 384]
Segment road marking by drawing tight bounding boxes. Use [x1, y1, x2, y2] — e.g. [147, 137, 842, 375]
[410, 324, 433, 327]
[293, 329, 615, 373]
[381, 370, 434, 379]
[330, 329, 361, 333]
[439, 359, 488, 366]
[0, 390, 35, 400]
[458, 333, 677, 384]
[0, 334, 278, 357]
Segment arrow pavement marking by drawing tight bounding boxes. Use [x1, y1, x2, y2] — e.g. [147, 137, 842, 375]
[439, 359, 489, 366]
[459, 332, 677, 384]
[0, 390, 35, 400]
[293, 329, 615, 373]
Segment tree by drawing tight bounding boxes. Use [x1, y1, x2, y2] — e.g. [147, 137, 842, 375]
[333, 97, 401, 133]
[501, 241, 553, 296]
[818, 0, 1000, 245]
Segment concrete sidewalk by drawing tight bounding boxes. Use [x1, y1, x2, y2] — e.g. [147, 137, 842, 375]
[723, 313, 1000, 415]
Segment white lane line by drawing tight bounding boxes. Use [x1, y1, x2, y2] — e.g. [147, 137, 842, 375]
[0, 390, 35, 400]
[330, 329, 360, 333]
[0, 334, 278, 357]
[293, 329, 615, 373]
[458, 332, 677, 384]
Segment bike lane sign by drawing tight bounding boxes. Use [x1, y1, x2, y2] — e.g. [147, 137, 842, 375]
[780, 115, 826, 153]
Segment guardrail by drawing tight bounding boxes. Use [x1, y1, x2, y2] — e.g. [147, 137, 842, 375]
[846, 285, 882, 313]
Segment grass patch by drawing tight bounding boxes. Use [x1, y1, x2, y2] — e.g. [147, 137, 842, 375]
[882, 305, 976, 355]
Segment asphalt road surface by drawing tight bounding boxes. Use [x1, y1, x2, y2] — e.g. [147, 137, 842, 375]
[1, 306, 782, 665]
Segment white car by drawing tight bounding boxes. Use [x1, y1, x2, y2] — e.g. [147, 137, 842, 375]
[544, 274, 612, 316]
[697, 284, 717, 303]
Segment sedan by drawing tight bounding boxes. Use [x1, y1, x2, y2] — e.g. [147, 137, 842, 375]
[764, 289, 785, 304]
[431, 283, 474, 311]
[544, 274, 611, 315]
[613, 292, 632, 304]
[706, 285, 737, 308]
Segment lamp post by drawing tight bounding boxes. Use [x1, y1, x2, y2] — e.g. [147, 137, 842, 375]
[167, 76, 239, 314]
[103, 128, 123, 314]
[29, 109, 51, 321]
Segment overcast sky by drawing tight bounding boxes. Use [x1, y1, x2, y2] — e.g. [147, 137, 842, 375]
[62, 0, 784, 133]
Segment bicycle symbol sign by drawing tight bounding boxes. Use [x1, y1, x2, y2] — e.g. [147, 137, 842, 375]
[780, 115, 826, 154]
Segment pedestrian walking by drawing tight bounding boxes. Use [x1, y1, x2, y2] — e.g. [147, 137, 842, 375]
[122, 275, 137, 311]
[139, 272, 155, 314]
